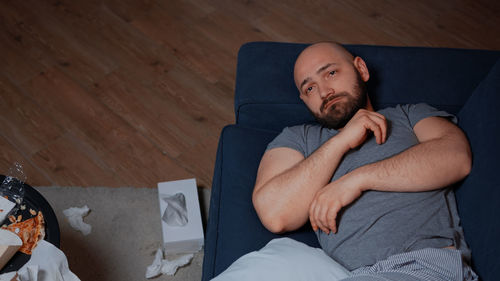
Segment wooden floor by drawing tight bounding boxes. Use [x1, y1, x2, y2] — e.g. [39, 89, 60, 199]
[1, 0, 499, 189]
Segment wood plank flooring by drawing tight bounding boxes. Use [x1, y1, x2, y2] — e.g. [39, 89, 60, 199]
[1, 0, 499, 188]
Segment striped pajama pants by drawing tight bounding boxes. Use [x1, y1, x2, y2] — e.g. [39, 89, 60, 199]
[344, 248, 478, 281]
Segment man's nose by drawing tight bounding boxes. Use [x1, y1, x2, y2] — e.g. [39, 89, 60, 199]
[319, 85, 335, 98]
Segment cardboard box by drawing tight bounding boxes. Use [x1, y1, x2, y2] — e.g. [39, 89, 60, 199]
[0, 196, 15, 225]
[0, 228, 22, 270]
[157, 178, 204, 254]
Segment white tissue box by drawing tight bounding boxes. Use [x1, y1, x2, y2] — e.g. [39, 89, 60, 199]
[157, 178, 204, 254]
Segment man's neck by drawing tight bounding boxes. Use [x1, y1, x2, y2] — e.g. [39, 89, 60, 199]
[365, 96, 374, 112]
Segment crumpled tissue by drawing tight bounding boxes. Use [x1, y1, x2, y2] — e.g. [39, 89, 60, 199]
[145, 248, 193, 278]
[0, 240, 80, 281]
[63, 206, 91, 236]
[162, 193, 188, 227]
[0, 272, 16, 281]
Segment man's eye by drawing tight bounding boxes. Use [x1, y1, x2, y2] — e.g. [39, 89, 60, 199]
[329, 70, 336, 76]
[306, 86, 313, 93]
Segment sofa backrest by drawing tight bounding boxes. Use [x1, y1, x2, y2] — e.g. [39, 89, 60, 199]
[234, 42, 499, 132]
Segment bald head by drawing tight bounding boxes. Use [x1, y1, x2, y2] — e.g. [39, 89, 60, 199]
[294, 42, 355, 89]
[302, 42, 354, 61]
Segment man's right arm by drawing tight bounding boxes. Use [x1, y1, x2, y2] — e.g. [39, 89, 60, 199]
[252, 138, 350, 233]
[252, 109, 387, 233]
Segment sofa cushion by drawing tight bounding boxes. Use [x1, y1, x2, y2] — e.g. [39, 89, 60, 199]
[456, 59, 500, 281]
[202, 125, 320, 280]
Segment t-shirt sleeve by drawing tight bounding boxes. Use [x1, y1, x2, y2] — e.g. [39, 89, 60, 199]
[266, 125, 307, 156]
[401, 103, 458, 128]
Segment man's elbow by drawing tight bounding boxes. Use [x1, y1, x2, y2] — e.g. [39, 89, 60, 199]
[459, 149, 472, 178]
[445, 132, 472, 180]
[260, 216, 288, 234]
[454, 143, 472, 180]
[252, 191, 288, 234]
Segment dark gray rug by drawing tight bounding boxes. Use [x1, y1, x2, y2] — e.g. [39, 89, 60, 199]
[35, 186, 210, 281]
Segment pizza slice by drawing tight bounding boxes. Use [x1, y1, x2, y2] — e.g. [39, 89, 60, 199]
[2, 211, 45, 255]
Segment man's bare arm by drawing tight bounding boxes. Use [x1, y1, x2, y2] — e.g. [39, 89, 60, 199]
[252, 141, 348, 233]
[309, 116, 471, 234]
[253, 110, 387, 233]
[357, 116, 471, 191]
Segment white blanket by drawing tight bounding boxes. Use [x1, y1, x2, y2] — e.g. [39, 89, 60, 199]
[211, 238, 350, 281]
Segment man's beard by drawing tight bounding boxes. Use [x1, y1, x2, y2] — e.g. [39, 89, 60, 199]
[311, 73, 368, 130]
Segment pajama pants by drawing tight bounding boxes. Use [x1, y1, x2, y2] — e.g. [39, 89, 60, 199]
[345, 247, 478, 281]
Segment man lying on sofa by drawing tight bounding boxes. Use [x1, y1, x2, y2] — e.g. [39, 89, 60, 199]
[249, 42, 477, 280]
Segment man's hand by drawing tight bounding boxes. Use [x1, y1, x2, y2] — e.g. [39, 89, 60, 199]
[306, 109, 386, 234]
[309, 173, 363, 234]
[337, 109, 387, 149]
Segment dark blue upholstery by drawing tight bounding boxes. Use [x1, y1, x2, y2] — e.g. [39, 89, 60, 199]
[456, 59, 500, 281]
[202, 42, 500, 281]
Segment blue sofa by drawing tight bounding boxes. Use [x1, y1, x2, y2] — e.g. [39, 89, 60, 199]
[202, 42, 500, 281]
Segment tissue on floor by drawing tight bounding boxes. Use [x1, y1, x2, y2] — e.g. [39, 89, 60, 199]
[63, 206, 91, 235]
[145, 248, 193, 278]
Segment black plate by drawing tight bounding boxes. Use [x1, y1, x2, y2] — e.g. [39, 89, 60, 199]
[0, 175, 60, 273]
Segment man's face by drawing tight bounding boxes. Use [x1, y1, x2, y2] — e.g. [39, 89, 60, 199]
[294, 44, 368, 130]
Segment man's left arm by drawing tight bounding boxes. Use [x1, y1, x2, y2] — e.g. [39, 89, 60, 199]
[309, 116, 471, 234]
[356, 116, 472, 191]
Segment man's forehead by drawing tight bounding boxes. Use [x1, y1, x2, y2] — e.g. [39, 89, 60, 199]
[294, 42, 354, 86]
[294, 45, 346, 85]
[297, 44, 349, 67]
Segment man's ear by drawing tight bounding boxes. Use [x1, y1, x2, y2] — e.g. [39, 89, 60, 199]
[353, 57, 370, 82]
[298, 92, 305, 102]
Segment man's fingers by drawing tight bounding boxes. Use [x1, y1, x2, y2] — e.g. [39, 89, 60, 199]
[310, 196, 331, 234]
[371, 113, 387, 143]
[318, 204, 330, 234]
[314, 201, 329, 234]
[370, 111, 386, 123]
[326, 206, 339, 234]
[309, 200, 318, 231]
[364, 119, 384, 144]
[360, 111, 387, 144]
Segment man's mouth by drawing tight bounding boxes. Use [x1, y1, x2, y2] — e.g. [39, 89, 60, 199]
[321, 95, 345, 112]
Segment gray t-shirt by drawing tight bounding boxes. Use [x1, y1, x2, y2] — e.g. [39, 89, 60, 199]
[266, 103, 470, 271]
